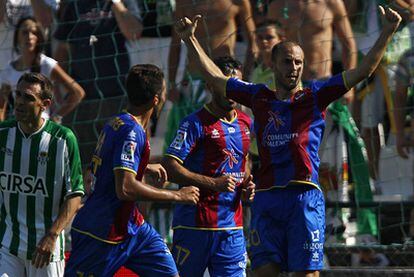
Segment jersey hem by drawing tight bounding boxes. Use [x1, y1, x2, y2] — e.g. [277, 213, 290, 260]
[71, 227, 125, 245]
[164, 154, 184, 164]
[113, 166, 137, 175]
[172, 225, 243, 231]
[256, 180, 321, 192]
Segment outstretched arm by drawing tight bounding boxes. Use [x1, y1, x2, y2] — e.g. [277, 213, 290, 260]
[344, 6, 401, 89]
[175, 16, 228, 96]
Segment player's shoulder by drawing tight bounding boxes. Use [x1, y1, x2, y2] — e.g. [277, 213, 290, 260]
[0, 118, 17, 130]
[107, 112, 146, 140]
[45, 120, 76, 138]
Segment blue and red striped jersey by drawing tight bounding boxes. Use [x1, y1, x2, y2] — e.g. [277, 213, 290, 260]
[166, 106, 252, 229]
[226, 73, 349, 191]
[72, 112, 147, 243]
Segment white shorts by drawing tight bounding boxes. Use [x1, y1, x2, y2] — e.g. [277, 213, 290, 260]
[361, 73, 385, 129]
[0, 248, 64, 277]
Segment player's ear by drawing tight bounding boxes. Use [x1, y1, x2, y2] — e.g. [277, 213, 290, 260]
[41, 98, 52, 111]
[153, 94, 160, 107]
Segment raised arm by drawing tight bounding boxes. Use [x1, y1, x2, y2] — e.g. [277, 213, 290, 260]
[175, 15, 228, 96]
[238, 0, 258, 79]
[111, 0, 143, 41]
[344, 6, 402, 89]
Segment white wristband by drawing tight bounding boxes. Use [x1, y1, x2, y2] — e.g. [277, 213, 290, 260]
[112, 0, 121, 4]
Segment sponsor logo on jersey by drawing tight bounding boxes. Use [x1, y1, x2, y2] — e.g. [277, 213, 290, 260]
[228, 127, 235, 134]
[221, 148, 239, 169]
[170, 130, 187, 150]
[0, 172, 48, 196]
[121, 141, 136, 162]
[211, 128, 220, 139]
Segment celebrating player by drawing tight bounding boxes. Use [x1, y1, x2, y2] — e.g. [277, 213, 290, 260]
[162, 56, 255, 277]
[173, 6, 402, 277]
[65, 64, 200, 277]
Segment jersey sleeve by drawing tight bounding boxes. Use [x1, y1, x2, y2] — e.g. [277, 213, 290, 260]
[112, 124, 145, 174]
[226, 78, 263, 108]
[315, 73, 349, 111]
[64, 130, 85, 199]
[165, 116, 203, 163]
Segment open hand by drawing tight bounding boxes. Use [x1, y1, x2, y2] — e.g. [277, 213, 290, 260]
[31, 233, 57, 268]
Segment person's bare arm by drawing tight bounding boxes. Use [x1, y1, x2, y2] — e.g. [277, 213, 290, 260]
[331, 0, 358, 103]
[175, 15, 228, 96]
[344, 6, 402, 89]
[239, 0, 258, 79]
[161, 156, 236, 192]
[0, 0, 6, 23]
[31, 195, 82, 268]
[168, 1, 185, 102]
[30, 0, 54, 28]
[114, 168, 199, 203]
[111, 0, 143, 41]
[0, 84, 11, 121]
[50, 64, 85, 120]
[394, 78, 411, 158]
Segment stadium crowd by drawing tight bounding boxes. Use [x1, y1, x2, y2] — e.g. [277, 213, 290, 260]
[0, 0, 413, 276]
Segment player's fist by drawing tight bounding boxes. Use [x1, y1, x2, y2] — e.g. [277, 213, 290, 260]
[174, 15, 201, 41]
[214, 175, 236, 192]
[177, 186, 200, 204]
[241, 174, 255, 202]
[379, 6, 402, 34]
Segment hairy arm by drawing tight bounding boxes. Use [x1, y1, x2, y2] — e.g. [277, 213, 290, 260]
[50, 64, 85, 119]
[114, 169, 199, 202]
[30, 0, 55, 28]
[344, 6, 401, 89]
[161, 156, 236, 192]
[239, 0, 258, 78]
[175, 16, 228, 96]
[168, 1, 184, 101]
[111, 0, 143, 41]
[32, 195, 82, 268]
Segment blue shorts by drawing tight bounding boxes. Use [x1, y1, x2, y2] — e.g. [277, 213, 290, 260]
[249, 186, 325, 272]
[172, 228, 247, 277]
[65, 222, 178, 277]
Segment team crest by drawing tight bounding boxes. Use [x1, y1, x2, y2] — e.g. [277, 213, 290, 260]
[37, 151, 49, 164]
[121, 141, 136, 162]
[211, 129, 220, 139]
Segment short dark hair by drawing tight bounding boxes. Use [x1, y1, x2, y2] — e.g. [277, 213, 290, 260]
[213, 56, 243, 76]
[271, 41, 302, 62]
[126, 64, 164, 106]
[17, 72, 53, 100]
[256, 19, 281, 31]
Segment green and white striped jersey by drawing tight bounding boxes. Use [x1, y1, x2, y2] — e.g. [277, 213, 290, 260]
[0, 119, 84, 261]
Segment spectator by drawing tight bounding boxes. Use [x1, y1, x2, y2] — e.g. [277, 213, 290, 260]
[164, 0, 258, 152]
[53, 0, 143, 164]
[0, 17, 85, 123]
[0, 0, 59, 70]
[0, 72, 84, 276]
[250, 20, 283, 90]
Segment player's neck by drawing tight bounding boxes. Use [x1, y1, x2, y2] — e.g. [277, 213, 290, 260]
[126, 106, 152, 129]
[205, 103, 236, 122]
[18, 117, 45, 136]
